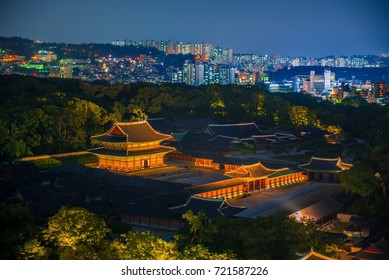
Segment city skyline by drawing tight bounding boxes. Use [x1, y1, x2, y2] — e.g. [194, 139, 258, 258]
[1, 0, 388, 57]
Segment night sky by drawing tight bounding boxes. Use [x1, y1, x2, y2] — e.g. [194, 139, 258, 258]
[1, 0, 388, 57]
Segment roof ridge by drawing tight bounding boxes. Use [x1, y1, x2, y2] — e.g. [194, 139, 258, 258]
[311, 156, 340, 161]
[209, 135, 237, 140]
[116, 120, 147, 125]
[251, 161, 279, 171]
[209, 122, 256, 127]
[222, 199, 247, 209]
[252, 134, 276, 137]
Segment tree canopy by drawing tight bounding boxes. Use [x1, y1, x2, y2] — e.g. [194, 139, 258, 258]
[339, 163, 379, 198]
[0, 205, 332, 260]
[1, 75, 386, 160]
[43, 207, 111, 259]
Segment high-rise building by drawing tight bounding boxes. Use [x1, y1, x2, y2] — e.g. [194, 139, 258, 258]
[183, 60, 195, 86]
[171, 70, 183, 84]
[291, 58, 300, 67]
[201, 43, 211, 62]
[324, 69, 331, 92]
[374, 81, 389, 98]
[204, 63, 216, 85]
[167, 40, 175, 54]
[336, 57, 345, 67]
[218, 65, 235, 84]
[195, 60, 205, 86]
[222, 48, 233, 64]
[309, 71, 315, 93]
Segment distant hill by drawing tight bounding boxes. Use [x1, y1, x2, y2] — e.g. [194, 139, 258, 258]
[0, 36, 194, 67]
[0, 36, 164, 59]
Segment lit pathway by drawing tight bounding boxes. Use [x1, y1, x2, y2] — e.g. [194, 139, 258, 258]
[235, 183, 322, 218]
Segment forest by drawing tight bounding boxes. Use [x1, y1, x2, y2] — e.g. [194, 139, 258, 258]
[0, 75, 388, 259]
[1, 75, 388, 186]
[1, 74, 388, 187]
[0, 74, 386, 155]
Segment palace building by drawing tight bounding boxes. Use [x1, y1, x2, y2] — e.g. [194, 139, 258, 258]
[299, 156, 353, 182]
[89, 121, 176, 172]
[224, 162, 307, 192]
[184, 161, 308, 199]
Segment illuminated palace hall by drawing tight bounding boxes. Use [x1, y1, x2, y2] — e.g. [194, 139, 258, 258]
[89, 121, 175, 171]
[188, 162, 307, 199]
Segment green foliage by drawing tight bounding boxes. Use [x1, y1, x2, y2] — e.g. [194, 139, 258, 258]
[204, 216, 319, 259]
[112, 229, 234, 260]
[175, 210, 218, 247]
[31, 158, 62, 169]
[178, 244, 234, 260]
[0, 76, 115, 159]
[339, 163, 379, 198]
[1, 75, 386, 160]
[367, 110, 389, 188]
[44, 207, 111, 259]
[20, 238, 48, 260]
[0, 205, 344, 260]
[0, 203, 39, 259]
[341, 96, 367, 107]
[57, 153, 98, 165]
[289, 105, 311, 128]
[114, 231, 177, 260]
[298, 139, 343, 158]
[127, 107, 148, 121]
[238, 144, 256, 158]
[30, 154, 98, 170]
[175, 211, 320, 260]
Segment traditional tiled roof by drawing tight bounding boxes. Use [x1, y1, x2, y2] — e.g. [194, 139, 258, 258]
[175, 118, 212, 130]
[171, 196, 246, 218]
[299, 250, 334, 260]
[350, 237, 389, 260]
[213, 157, 259, 166]
[18, 185, 65, 201]
[224, 162, 285, 178]
[28, 199, 68, 222]
[91, 120, 171, 143]
[55, 176, 101, 194]
[88, 146, 176, 157]
[91, 134, 127, 143]
[128, 190, 190, 208]
[251, 134, 279, 144]
[267, 168, 302, 178]
[186, 178, 246, 195]
[101, 173, 190, 194]
[290, 197, 343, 222]
[275, 132, 301, 141]
[55, 163, 107, 177]
[207, 122, 265, 138]
[208, 135, 241, 145]
[299, 157, 352, 172]
[8, 161, 39, 174]
[148, 118, 176, 134]
[190, 152, 290, 169]
[119, 203, 182, 220]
